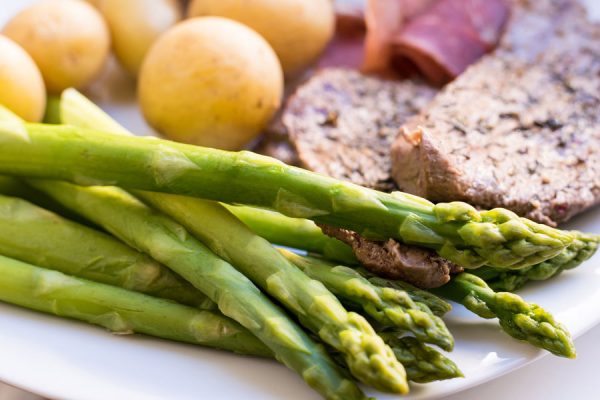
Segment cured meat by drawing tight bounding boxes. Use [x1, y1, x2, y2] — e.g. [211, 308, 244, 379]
[392, 0, 600, 226]
[392, 0, 510, 85]
[363, 0, 509, 84]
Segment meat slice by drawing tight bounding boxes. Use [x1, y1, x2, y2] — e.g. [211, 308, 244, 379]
[319, 225, 462, 288]
[284, 68, 435, 190]
[391, 0, 510, 85]
[392, 0, 600, 226]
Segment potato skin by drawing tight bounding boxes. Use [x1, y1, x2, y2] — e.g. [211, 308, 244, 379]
[187, 0, 334, 77]
[99, 0, 182, 76]
[138, 17, 283, 150]
[3, 0, 110, 93]
[0, 35, 46, 122]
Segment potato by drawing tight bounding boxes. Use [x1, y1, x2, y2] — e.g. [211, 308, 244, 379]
[98, 0, 182, 76]
[0, 35, 46, 122]
[3, 0, 110, 93]
[187, 0, 334, 77]
[138, 17, 283, 150]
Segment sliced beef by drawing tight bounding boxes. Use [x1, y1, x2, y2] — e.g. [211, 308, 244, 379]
[319, 225, 462, 288]
[392, 0, 600, 226]
[284, 68, 435, 191]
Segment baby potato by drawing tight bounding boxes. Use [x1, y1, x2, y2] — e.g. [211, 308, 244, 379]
[98, 0, 182, 76]
[3, 0, 110, 93]
[0, 35, 46, 122]
[187, 0, 334, 77]
[138, 17, 283, 150]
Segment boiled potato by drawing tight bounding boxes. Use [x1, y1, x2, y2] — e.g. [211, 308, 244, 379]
[3, 0, 110, 93]
[138, 17, 283, 150]
[0, 35, 46, 122]
[98, 0, 182, 76]
[187, 0, 334, 77]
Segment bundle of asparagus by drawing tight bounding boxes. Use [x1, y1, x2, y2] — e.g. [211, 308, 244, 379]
[0, 90, 595, 399]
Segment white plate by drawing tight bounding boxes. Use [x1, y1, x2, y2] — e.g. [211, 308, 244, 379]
[1, 2, 600, 399]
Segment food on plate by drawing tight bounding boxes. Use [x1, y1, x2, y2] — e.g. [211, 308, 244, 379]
[0, 253, 271, 357]
[364, 0, 510, 84]
[319, 225, 463, 288]
[362, 0, 436, 74]
[133, 195, 408, 393]
[138, 17, 283, 151]
[283, 68, 435, 191]
[474, 232, 600, 291]
[2, 0, 110, 93]
[0, 35, 46, 122]
[0, 81, 596, 399]
[0, 111, 577, 269]
[279, 249, 454, 351]
[434, 273, 576, 358]
[381, 335, 462, 383]
[62, 89, 412, 392]
[187, 0, 335, 77]
[0, 188, 213, 310]
[31, 177, 366, 399]
[392, 0, 600, 226]
[98, 0, 182, 76]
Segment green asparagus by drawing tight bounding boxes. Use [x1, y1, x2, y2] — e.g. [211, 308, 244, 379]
[134, 192, 408, 393]
[3, 98, 367, 400]
[0, 254, 271, 357]
[434, 273, 576, 358]
[59, 88, 409, 394]
[0, 111, 573, 270]
[0, 192, 214, 310]
[28, 180, 364, 400]
[474, 232, 600, 291]
[226, 205, 358, 265]
[364, 275, 452, 317]
[379, 335, 462, 383]
[279, 249, 453, 351]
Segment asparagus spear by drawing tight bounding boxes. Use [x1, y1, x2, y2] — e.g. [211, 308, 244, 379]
[474, 232, 600, 291]
[0, 113, 573, 270]
[226, 205, 358, 265]
[279, 249, 453, 351]
[58, 89, 410, 393]
[364, 275, 452, 317]
[434, 273, 576, 358]
[0, 192, 214, 310]
[379, 335, 462, 383]
[28, 180, 365, 400]
[0, 191, 457, 384]
[0, 254, 271, 357]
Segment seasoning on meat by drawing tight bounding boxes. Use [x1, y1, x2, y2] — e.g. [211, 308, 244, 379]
[284, 68, 435, 190]
[392, 0, 600, 226]
[319, 224, 462, 289]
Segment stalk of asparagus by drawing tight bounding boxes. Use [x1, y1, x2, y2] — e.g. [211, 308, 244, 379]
[28, 180, 364, 400]
[58, 89, 409, 394]
[473, 232, 600, 291]
[279, 249, 453, 351]
[226, 205, 358, 265]
[0, 192, 214, 310]
[0, 254, 271, 357]
[364, 275, 452, 317]
[0, 106, 574, 270]
[379, 335, 462, 383]
[433, 273, 576, 358]
[2, 100, 367, 400]
[0, 189, 458, 384]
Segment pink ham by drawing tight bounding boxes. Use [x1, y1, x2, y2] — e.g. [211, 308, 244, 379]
[363, 0, 435, 74]
[392, 0, 510, 85]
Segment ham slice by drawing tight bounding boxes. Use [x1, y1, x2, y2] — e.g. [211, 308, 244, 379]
[363, 0, 435, 74]
[392, 0, 510, 85]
